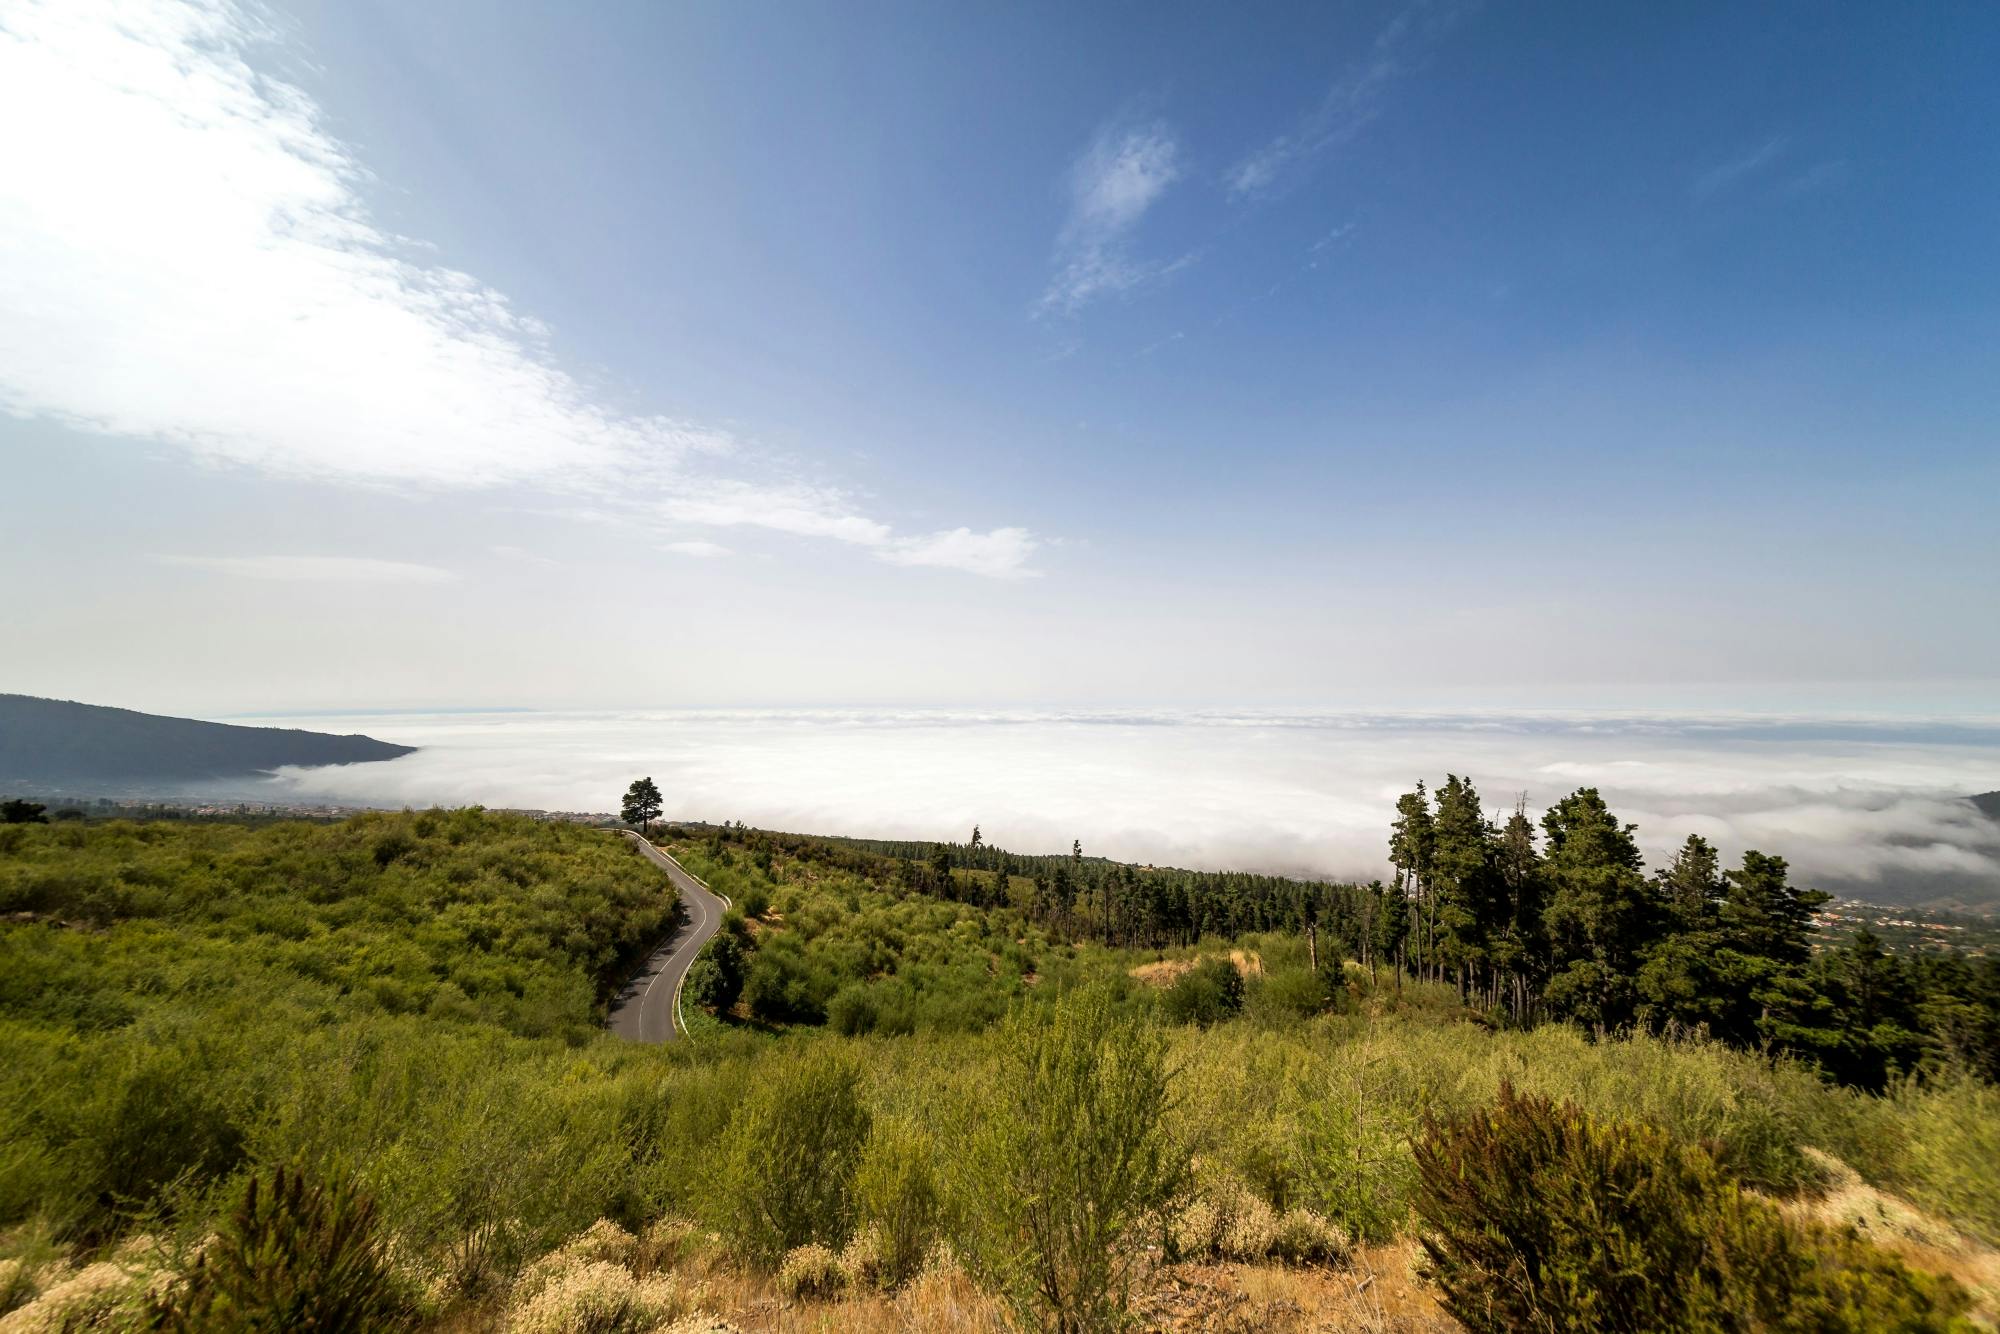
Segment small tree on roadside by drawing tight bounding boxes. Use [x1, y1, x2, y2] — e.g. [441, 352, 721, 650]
[965, 985, 1184, 1332]
[621, 777, 663, 835]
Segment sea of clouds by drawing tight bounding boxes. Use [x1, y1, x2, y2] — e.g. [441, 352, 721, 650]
[252, 709, 2000, 908]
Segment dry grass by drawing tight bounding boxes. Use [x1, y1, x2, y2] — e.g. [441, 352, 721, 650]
[1780, 1148, 2000, 1320]
[1128, 1242, 1452, 1333]
[668, 1238, 1453, 1333]
[1129, 951, 1264, 989]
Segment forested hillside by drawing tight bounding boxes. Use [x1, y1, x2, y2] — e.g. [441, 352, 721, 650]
[1, 807, 1995, 1331]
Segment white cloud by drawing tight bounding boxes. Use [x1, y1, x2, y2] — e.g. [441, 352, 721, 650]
[658, 483, 894, 546]
[655, 484, 1039, 577]
[881, 527, 1041, 579]
[0, 0, 1038, 577]
[1040, 122, 1185, 316]
[1071, 125, 1182, 233]
[156, 554, 458, 583]
[664, 540, 730, 559]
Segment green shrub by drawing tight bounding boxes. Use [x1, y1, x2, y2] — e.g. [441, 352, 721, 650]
[1412, 1084, 1971, 1333]
[1161, 957, 1243, 1027]
[741, 936, 832, 1025]
[685, 931, 746, 1014]
[853, 1118, 944, 1287]
[963, 986, 1185, 1333]
[714, 1045, 871, 1265]
[153, 1163, 413, 1332]
[1251, 966, 1337, 1022]
[1287, 1041, 1421, 1244]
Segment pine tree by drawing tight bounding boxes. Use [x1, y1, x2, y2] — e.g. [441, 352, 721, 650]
[1539, 788, 1659, 1030]
[1658, 835, 1727, 931]
[1389, 783, 1436, 980]
[620, 776, 663, 835]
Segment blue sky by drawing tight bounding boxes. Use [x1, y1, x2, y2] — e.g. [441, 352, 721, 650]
[1, 0, 1996, 713]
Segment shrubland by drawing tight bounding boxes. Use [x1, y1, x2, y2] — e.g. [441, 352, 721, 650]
[0, 809, 1995, 1331]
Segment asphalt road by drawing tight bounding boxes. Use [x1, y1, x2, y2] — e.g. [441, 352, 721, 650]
[606, 830, 728, 1043]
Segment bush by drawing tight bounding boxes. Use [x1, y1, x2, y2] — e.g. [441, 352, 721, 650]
[1288, 1041, 1420, 1244]
[1412, 1083, 1971, 1333]
[1161, 957, 1243, 1027]
[1252, 966, 1337, 1022]
[154, 1163, 414, 1332]
[714, 1046, 871, 1265]
[741, 937, 832, 1025]
[776, 1243, 847, 1300]
[504, 1256, 682, 1334]
[853, 1118, 943, 1287]
[964, 986, 1185, 1332]
[685, 932, 746, 1013]
[1270, 1208, 1347, 1266]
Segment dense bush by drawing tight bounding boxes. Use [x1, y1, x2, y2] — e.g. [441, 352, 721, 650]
[669, 839, 1053, 1036]
[963, 986, 1185, 1332]
[853, 1118, 945, 1287]
[1413, 1083, 1972, 1332]
[713, 1044, 872, 1265]
[684, 928, 746, 1013]
[1161, 956, 1245, 1026]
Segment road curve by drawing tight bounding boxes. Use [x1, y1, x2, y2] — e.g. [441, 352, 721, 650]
[606, 830, 729, 1042]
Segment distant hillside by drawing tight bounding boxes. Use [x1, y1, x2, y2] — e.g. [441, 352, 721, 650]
[0, 694, 415, 792]
[1973, 791, 2000, 821]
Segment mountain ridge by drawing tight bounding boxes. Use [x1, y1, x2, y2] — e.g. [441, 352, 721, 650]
[0, 693, 415, 792]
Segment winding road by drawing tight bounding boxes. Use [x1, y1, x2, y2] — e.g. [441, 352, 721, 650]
[606, 830, 728, 1042]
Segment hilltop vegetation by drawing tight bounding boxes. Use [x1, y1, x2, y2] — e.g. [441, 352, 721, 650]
[0, 809, 1996, 1331]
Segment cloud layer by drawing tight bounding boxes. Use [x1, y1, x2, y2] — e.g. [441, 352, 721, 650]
[0, 0, 1036, 577]
[259, 708, 2000, 909]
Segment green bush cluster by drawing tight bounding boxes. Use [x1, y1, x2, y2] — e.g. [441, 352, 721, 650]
[669, 840, 1056, 1035]
[1413, 1083, 1973, 1333]
[1160, 956, 1244, 1026]
[714, 1044, 872, 1265]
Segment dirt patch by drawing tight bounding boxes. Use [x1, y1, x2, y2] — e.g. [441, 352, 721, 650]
[1129, 952, 1264, 989]
[1128, 1245, 1454, 1333]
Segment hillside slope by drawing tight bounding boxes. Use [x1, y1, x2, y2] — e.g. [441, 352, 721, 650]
[0, 693, 415, 790]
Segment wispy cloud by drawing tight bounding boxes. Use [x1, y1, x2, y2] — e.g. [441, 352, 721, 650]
[664, 540, 730, 559]
[1226, 1, 1468, 199]
[1039, 121, 1186, 316]
[490, 544, 561, 569]
[155, 555, 458, 583]
[880, 527, 1041, 580]
[1693, 135, 1790, 200]
[1781, 158, 1851, 198]
[0, 0, 1038, 578]
[654, 485, 1040, 577]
